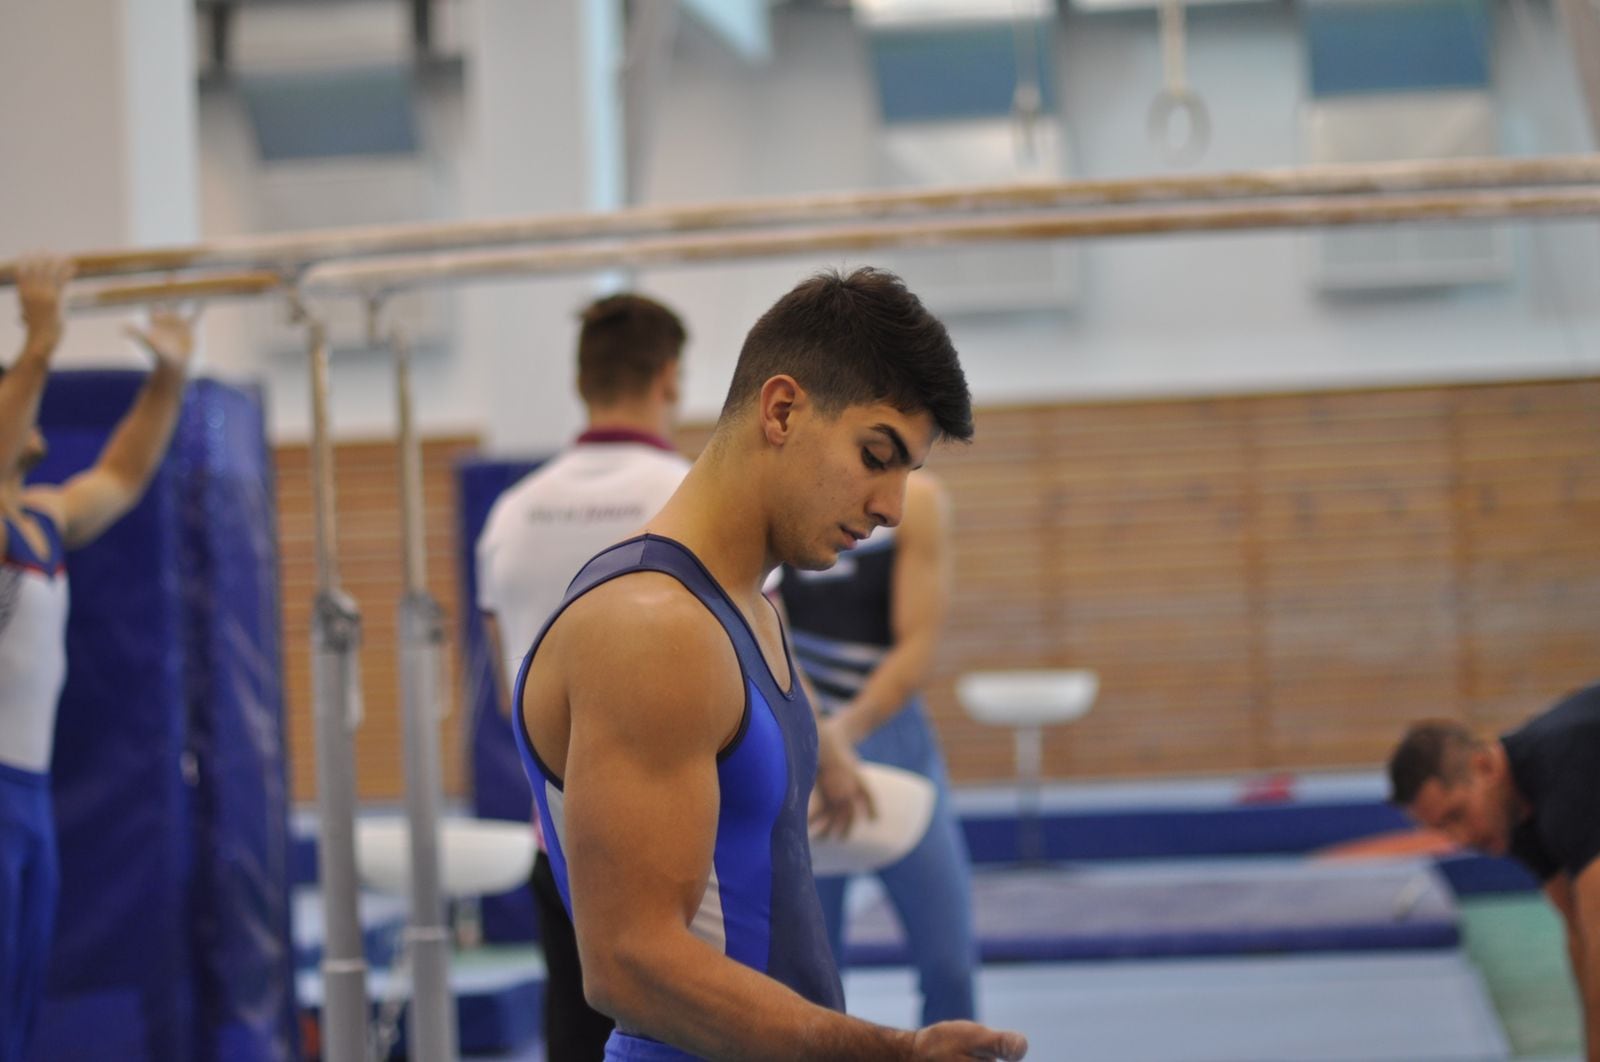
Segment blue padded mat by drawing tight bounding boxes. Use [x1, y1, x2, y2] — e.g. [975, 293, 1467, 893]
[455, 458, 545, 943]
[30, 373, 295, 1062]
[844, 860, 1459, 966]
[298, 951, 544, 1057]
[958, 801, 1411, 864]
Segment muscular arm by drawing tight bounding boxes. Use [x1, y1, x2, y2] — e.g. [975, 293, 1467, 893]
[546, 580, 1018, 1061]
[37, 311, 192, 548]
[830, 474, 952, 748]
[1565, 863, 1600, 1062]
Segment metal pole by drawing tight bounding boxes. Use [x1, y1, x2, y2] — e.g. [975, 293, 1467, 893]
[303, 310, 373, 1062]
[1015, 726, 1045, 864]
[1557, 0, 1600, 148]
[385, 307, 458, 1062]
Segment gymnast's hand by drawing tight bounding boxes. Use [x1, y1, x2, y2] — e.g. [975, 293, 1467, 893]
[810, 715, 875, 839]
[125, 305, 199, 374]
[15, 254, 75, 354]
[911, 1020, 1029, 1060]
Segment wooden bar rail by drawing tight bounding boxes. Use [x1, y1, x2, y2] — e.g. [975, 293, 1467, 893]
[7, 153, 1600, 291]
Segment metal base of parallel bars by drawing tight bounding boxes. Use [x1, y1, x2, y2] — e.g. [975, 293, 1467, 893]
[312, 589, 373, 1062]
[399, 590, 457, 1062]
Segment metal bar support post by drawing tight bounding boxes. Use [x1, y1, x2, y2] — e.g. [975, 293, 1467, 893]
[304, 310, 373, 1062]
[385, 306, 457, 1062]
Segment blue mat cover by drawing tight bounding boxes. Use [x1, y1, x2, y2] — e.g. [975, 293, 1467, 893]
[961, 802, 1412, 864]
[960, 797, 1538, 895]
[28, 372, 297, 1062]
[297, 964, 542, 1058]
[453, 974, 542, 1055]
[455, 457, 545, 943]
[1436, 852, 1541, 895]
[844, 863, 1459, 966]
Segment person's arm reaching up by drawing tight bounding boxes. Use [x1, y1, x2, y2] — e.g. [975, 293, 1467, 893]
[31, 308, 196, 548]
[828, 473, 952, 748]
[0, 256, 73, 478]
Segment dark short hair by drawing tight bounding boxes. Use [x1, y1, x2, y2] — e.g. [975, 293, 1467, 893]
[1387, 720, 1480, 805]
[719, 267, 973, 442]
[576, 293, 687, 406]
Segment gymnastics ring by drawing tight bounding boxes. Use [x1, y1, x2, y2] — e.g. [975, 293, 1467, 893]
[1148, 88, 1212, 167]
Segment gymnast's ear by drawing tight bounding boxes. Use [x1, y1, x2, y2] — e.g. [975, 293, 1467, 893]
[757, 375, 806, 446]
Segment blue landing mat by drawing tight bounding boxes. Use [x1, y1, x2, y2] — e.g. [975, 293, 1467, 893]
[298, 953, 544, 1057]
[33, 373, 294, 1062]
[844, 860, 1459, 966]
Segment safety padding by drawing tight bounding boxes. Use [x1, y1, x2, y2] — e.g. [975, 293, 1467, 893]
[28, 371, 296, 1062]
[960, 800, 1411, 864]
[454, 457, 544, 943]
[296, 957, 543, 1058]
[845, 861, 1459, 966]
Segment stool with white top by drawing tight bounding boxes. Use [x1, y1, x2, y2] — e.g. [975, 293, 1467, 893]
[353, 817, 537, 1058]
[956, 669, 1098, 862]
[356, 817, 536, 899]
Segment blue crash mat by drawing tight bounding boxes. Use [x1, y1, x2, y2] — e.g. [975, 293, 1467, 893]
[297, 949, 544, 1057]
[843, 859, 1459, 965]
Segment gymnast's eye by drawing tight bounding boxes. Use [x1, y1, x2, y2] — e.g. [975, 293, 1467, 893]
[862, 448, 886, 472]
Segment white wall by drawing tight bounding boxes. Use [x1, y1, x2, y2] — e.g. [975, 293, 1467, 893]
[22, 1, 1593, 449]
[0, 0, 198, 368]
[636, 4, 1600, 422]
[193, 0, 612, 450]
[191, 0, 479, 442]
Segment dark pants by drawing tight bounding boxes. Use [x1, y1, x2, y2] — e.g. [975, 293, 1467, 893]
[533, 849, 614, 1061]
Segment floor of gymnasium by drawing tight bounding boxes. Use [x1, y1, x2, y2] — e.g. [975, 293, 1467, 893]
[435, 893, 1576, 1062]
[295, 774, 1583, 1062]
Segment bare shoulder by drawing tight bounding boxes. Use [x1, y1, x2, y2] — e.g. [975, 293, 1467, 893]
[903, 471, 950, 536]
[556, 571, 746, 747]
[561, 571, 732, 659]
[909, 467, 944, 495]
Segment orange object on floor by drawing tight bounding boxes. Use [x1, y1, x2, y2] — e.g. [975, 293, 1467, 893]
[1239, 772, 1297, 804]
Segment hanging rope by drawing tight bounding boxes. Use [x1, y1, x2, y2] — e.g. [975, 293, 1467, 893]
[1010, 3, 1047, 170]
[1148, 0, 1211, 166]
